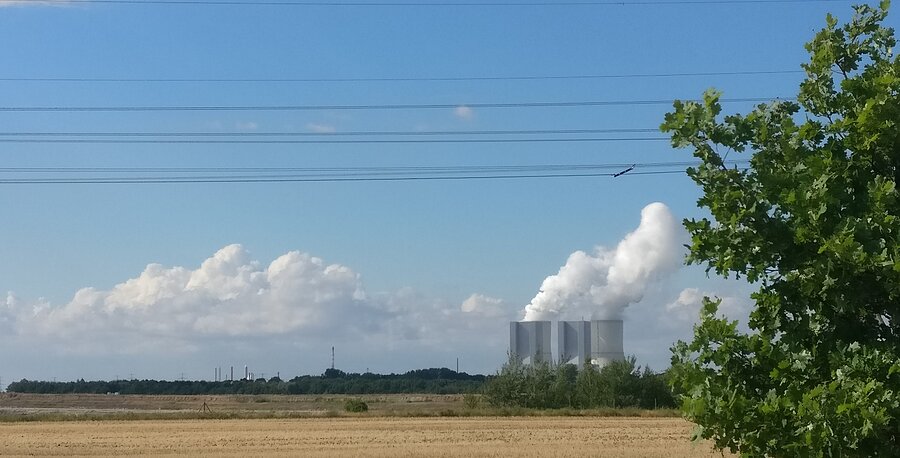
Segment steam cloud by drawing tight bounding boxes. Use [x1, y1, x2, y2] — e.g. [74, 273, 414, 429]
[523, 202, 683, 321]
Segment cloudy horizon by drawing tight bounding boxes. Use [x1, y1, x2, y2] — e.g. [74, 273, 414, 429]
[1, 203, 751, 387]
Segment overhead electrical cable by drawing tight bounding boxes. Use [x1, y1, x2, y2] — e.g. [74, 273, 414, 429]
[0, 97, 787, 112]
[24, 0, 853, 6]
[0, 170, 705, 185]
[0, 137, 668, 144]
[0, 172, 663, 184]
[0, 70, 803, 83]
[0, 170, 746, 184]
[0, 128, 661, 137]
[0, 161, 750, 184]
[0, 127, 670, 144]
[1, 161, 743, 173]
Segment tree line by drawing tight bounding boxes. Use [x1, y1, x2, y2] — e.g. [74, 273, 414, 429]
[7, 367, 486, 395]
[7, 362, 678, 410]
[482, 357, 676, 410]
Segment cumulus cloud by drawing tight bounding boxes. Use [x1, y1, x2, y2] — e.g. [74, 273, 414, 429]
[14, 245, 378, 349]
[306, 122, 336, 133]
[454, 105, 474, 120]
[664, 287, 750, 327]
[3, 245, 516, 358]
[460, 293, 510, 318]
[523, 202, 684, 321]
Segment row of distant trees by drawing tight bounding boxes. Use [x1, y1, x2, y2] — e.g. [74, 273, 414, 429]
[6, 362, 677, 409]
[7, 368, 486, 395]
[482, 357, 676, 409]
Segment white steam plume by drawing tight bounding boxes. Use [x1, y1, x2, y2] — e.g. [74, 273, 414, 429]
[523, 202, 683, 321]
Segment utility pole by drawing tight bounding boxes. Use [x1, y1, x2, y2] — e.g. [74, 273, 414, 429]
[331, 346, 335, 370]
[456, 358, 459, 374]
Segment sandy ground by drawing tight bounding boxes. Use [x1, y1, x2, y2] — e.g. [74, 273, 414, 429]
[0, 417, 727, 457]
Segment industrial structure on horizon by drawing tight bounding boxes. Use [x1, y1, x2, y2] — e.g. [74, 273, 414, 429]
[509, 319, 625, 368]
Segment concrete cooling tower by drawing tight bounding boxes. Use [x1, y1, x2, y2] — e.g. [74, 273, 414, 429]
[590, 319, 625, 367]
[558, 320, 591, 368]
[510, 319, 624, 368]
[509, 321, 552, 364]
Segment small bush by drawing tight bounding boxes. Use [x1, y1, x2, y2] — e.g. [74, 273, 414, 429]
[462, 393, 481, 409]
[343, 399, 368, 412]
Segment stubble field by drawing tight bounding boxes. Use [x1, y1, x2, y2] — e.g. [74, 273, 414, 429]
[0, 417, 726, 457]
[0, 394, 729, 456]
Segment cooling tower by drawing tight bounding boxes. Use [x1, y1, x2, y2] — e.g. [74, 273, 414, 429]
[509, 321, 552, 364]
[590, 319, 625, 367]
[558, 321, 591, 368]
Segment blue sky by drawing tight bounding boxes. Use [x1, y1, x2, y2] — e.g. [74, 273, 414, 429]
[0, 0, 893, 385]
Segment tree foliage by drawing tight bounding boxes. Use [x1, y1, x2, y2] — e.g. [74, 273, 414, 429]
[662, 2, 899, 456]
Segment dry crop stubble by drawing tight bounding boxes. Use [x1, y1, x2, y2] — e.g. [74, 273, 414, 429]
[0, 417, 730, 457]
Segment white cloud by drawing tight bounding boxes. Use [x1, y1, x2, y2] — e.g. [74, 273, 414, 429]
[523, 202, 685, 321]
[14, 245, 376, 349]
[0, 292, 17, 333]
[664, 287, 750, 327]
[454, 105, 474, 120]
[235, 121, 258, 131]
[0, 1, 70, 7]
[460, 293, 510, 318]
[0, 243, 761, 375]
[306, 122, 336, 133]
[4, 245, 515, 359]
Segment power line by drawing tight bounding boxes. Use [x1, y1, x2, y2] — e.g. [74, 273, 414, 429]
[0, 127, 672, 146]
[0, 97, 786, 112]
[0, 128, 661, 137]
[19, 0, 853, 6]
[0, 161, 750, 184]
[0, 70, 803, 83]
[0, 137, 668, 144]
[0, 170, 690, 184]
[1, 161, 739, 173]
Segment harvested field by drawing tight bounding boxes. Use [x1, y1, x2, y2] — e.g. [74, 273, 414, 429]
[0, 393, 678, 420]
[0, 393, 461, 419]
[0, 417, 727, 457]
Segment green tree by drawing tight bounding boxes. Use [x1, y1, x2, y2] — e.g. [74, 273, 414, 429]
[662, 2, 899, 456]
